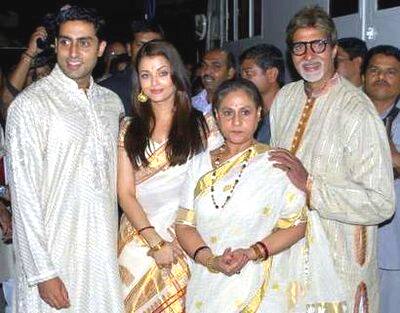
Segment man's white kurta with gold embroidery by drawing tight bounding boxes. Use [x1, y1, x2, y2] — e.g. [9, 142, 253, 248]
[6, 65, 124, 313]
[270, 76, 395, 312]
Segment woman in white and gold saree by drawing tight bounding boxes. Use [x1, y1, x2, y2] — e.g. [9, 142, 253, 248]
[176, 79, 346, 312]
[117, 40, 221, 313]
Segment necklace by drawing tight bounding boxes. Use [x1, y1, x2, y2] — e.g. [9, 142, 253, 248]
[212, 144, 227, 167]
[210, 147, 252, 209]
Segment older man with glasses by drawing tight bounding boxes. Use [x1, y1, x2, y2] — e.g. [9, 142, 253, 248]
[269, 6, 394, 312]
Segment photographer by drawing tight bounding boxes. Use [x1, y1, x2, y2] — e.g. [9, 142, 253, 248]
[1, 26, 51, 120]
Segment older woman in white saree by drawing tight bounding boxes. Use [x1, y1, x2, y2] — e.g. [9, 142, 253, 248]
[117, 40, 221, 313]
[175, 79, 347, 312]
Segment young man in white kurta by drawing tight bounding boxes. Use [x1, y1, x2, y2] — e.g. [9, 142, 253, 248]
[270, 6, 394, 312]
[6, 6, 124, 313]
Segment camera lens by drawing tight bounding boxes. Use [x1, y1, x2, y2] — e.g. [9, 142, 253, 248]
[37, 38, 49, 50]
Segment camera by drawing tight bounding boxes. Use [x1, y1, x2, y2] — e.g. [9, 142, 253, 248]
[37, 38, 50, 50]
[36, 12, 56, 51]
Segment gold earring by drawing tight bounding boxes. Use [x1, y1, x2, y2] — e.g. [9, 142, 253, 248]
[137, 90, 148, 103]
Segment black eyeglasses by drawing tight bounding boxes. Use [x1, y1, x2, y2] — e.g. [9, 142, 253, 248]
[290, 39, 330, 56]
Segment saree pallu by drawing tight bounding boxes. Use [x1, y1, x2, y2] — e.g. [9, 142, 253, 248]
[177, 143, 346, 312]
[118, 116, 223, 313]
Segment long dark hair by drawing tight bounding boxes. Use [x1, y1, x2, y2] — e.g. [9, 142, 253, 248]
[125, 40, 208, 168]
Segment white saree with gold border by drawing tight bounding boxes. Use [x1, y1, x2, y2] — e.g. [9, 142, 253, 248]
[118, 116, 223, 313]
[177, 143, 346, 313]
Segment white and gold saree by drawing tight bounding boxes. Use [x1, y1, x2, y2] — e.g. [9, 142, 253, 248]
[176, 143, 346, 313]
[118, 116, 222, 313]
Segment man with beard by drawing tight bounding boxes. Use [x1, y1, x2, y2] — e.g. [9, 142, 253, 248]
[269, 6, 394, 312]
[6, 6, 123, 312]
[363, 45, 400, 313]
[192, 48, 236, 114]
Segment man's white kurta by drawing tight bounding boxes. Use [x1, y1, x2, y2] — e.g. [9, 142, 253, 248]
[270, 76, 395, 312]
[6, 65, 124, 312]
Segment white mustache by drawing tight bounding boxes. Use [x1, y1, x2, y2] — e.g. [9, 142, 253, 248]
[301, 59, 323, 67]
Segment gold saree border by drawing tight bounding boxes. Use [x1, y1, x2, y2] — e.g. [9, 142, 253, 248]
[135, 142, 170, 185]
[119, 264, 135, 286]
[124, 257, 189, 313]
[175, 207, 197, 227]
[118, 117, 170, 184]
[240, 258, 273, 312]
[286, 281, 306, 310]
[194, 143, 270, 199]
[275, 206, 307, 230]
[306, 301, 347, 313]
[118, 214, 147, 257]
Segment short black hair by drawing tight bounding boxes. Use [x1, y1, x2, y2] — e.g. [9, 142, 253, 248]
[204, 48, 237, 72]
[337, 37, 367, 60]
[362, 45, 400, 75]
[130, 20, 164, 40]
[55, 5, 106, 41]
[240, 44, 285, 87]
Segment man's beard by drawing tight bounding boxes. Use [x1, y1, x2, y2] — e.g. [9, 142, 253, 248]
[298, 58, 325, 83]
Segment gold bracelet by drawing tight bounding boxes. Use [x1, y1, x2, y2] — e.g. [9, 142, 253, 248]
[149, 240, 166, 252]
[205, 256, 219, 273]
[250, 244, 264, 263]
[23, 51, 35, 59]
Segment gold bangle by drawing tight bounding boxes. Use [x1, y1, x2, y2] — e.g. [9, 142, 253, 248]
[205, 256, 219, 273]
[149, 240, 166, 252]
[250, 244, 264, 263]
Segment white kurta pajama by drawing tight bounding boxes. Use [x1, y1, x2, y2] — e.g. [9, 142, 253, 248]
[270, 76, 395, 312]
[6, 65, 124, 313]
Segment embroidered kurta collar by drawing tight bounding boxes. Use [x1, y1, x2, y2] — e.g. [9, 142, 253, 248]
[50, 64, 95, 94]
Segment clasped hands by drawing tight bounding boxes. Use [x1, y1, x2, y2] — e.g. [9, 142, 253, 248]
[209, 248, 252, 276]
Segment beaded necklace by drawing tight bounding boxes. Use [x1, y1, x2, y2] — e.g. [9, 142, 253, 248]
[210, 147, 253, 209]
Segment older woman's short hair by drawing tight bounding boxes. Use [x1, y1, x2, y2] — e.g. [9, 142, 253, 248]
[212, 78, 264, 118]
